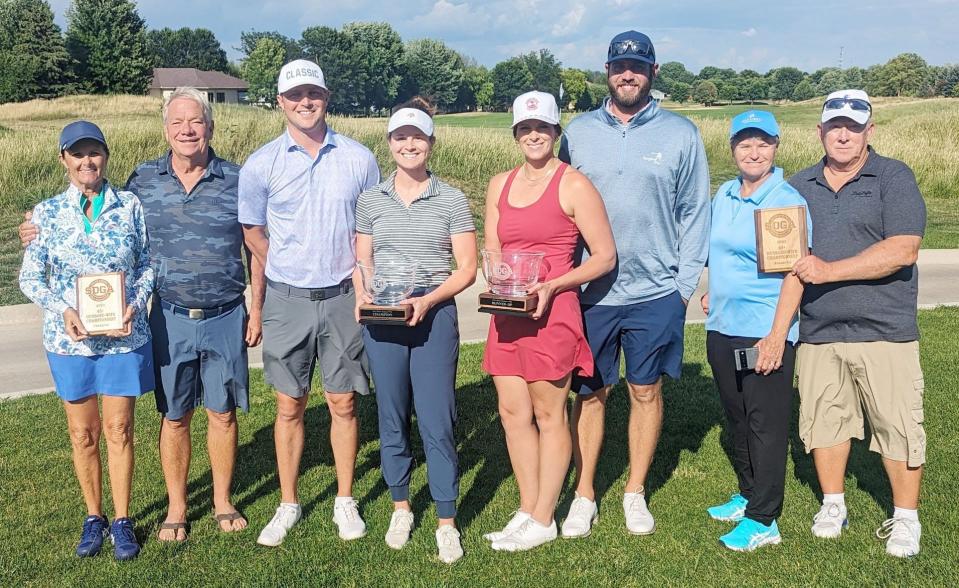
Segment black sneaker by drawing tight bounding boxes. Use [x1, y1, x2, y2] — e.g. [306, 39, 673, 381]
[76, 515, 109, 557]
[110, 518, 140, 561]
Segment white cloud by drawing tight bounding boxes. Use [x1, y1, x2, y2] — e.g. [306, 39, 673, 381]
[552, 4, 586, 37]
[410, 0, 490, 34]
[741, 27, 758, 37]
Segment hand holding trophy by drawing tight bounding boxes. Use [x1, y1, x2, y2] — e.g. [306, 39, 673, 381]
[478, 249, 545, 317]
[357, 257, 417, 325]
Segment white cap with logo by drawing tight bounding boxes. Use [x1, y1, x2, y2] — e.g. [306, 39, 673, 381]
[277, 59, 327, 94]
[821, 89, 872, 124]
[511, 91, 560, 127]
[387, 108, 434, 137]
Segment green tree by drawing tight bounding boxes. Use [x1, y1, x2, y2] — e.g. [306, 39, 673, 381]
[400, 38, 464, 110]
[342, 21, 405, 111]
[766, 67, 805, 100]
[931, 64, 959, 97]
[670, 81, 691, 104]
[521, 48, 562, 99]
[716, 78, 742, 102]
[237, 30, 301, 62]
[655, 61, 695, 95]
[698, 66, 736, 83]
[491, 57, 533, 110]
[0, 0, 72, 102]
[455, 63, 491, 112]
[816, 68, 847, 95]
[743, 77, 768, 103]
[872, 53, 930, 97]
[692, 80, 718, 106]
[146, 27, 229, 72]
[300, 26, 367, 113]
[65, 0, 152, 94]
[559, 68, 587, 109]
[242, 37, 285, 105]
[739, 69, 763, 80]
[791, 78, 817, 101]
[843, 66, 865, 89]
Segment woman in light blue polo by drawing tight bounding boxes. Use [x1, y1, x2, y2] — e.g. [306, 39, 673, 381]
[19, 121, 154, 561]
[352, 97, 477, 564]
[700, 110, 811, 551]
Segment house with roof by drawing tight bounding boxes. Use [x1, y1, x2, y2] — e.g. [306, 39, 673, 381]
[149, 68, 249, 104]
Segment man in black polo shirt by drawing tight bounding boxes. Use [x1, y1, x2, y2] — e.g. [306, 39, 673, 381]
[788, 90, 926, 558]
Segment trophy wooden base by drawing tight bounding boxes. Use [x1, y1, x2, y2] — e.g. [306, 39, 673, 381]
[478, 291, 538, 317]
[359, 303, 413, 325]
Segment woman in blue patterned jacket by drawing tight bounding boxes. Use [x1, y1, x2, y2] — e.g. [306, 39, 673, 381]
[19, 121, 154, 561]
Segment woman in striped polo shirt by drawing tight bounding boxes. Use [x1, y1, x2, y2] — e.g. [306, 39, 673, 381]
[352, 97, 477, 564]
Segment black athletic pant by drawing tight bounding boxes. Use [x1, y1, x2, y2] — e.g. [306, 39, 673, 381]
[706, 331, 795, 526]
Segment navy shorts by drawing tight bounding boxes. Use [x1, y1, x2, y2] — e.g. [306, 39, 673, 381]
[149, 299, 250, 420]
[574, 291, 686, 395]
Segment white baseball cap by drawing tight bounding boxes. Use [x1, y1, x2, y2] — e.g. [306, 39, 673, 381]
[277, 59, 327, 94]
[511, 91, 560, 127]
[821, 89, 872, 124]
[387, 108, 434, 137]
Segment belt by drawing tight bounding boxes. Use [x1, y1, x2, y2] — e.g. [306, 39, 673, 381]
[267, 278, 352, 301]
[159, 296, 244, 320]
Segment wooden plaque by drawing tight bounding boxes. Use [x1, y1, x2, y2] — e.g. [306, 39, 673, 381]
[478, 291, 538, 317]
[76, 271, 126, 335]
[359, 303, 413, 326]
[754, 205, 808, 273]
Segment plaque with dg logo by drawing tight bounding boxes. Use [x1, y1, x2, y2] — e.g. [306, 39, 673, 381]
[76, 271, 126, 334]
[754, 205, 808, 273]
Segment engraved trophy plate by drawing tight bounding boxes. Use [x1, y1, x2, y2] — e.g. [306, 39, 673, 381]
[478, 249, 543, 317]
[76, 271, 126, 335]
[754, 205, 808, 273]
[357, 259, 416, 326]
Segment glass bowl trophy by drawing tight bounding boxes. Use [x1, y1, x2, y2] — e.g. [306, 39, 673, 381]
[357, 258, 417, 325]
[478, 249, 544, 317]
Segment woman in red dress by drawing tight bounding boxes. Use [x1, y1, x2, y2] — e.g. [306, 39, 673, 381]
[482, 91, 616, 551]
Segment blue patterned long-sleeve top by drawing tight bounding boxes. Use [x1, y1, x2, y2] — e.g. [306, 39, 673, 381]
[19, 182, 154, 356]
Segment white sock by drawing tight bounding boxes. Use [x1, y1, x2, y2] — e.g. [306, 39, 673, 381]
[334, 496, 354, 506]
[280, 501, 300, 509]
[893, 506, 919, 522]
[823, 493, 845, 507]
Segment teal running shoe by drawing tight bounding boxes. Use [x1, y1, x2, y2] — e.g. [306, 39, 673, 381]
[720, 517, 782, 552]
[707, 493, 748, 522]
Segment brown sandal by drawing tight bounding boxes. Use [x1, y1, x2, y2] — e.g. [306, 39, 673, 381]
[213, 511, 247, 532]
[157, 521, 188, 542]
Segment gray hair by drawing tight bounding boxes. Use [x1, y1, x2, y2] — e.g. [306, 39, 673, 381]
[162, 87, 214, 126]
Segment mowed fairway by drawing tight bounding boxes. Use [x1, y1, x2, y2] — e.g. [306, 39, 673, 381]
[1, 308, 958, 587]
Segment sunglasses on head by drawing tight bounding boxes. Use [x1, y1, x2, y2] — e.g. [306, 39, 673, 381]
[609, 39, 653, 58]
[822, 98, 871, 113]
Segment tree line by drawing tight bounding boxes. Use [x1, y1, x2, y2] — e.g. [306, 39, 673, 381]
[2, 0, 959, 109]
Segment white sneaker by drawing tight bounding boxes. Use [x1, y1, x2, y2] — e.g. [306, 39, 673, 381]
[384, 509, 414, 549]
[623, 492, 655, 535]
[490, 518, 557, 552]
[332, 497, 367, 540]
[435, 525, 464, 564]
[811, 502, 848, 539]
[483, 511, 531, 542]
[877, 517, 921, 558]
[561, 494, 599, 538]
[256, 503, 302, 547]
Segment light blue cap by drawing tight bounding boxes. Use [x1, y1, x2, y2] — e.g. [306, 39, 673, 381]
[729, 110, 780, 140]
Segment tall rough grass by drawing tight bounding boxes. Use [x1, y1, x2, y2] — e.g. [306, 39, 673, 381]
[1, 96, 957, 306]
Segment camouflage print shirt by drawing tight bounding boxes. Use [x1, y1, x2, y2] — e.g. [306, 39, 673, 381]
[126, 149, 246, 308]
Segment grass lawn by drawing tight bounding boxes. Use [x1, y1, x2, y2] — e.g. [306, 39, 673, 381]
[2, 308, 957, 586]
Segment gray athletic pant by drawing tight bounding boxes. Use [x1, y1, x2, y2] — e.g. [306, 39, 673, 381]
[362, 298, 459, 518]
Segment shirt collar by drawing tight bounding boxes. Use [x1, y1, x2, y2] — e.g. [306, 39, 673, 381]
[600, 96, 658, 128]
[810, 145, 878, 186]
[158, 148, 222, 179]
[725, 167, 786, 205]
[283, 127, 338, 154]
[67, 181, 118, 210]
[383, 170, 440, 203]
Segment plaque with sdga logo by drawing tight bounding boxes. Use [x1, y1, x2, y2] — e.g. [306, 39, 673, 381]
[754, 205, 808, 273]
[76, 272, 126, 334]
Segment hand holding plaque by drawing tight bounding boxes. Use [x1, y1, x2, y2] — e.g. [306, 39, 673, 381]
[478, 249, 544, 317]
[754, 205, 808, 273]
[357, 259, 417, 325]
[76, 271, 127, 335]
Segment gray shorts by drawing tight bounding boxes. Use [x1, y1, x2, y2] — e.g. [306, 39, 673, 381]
[262, 280, 370, 397]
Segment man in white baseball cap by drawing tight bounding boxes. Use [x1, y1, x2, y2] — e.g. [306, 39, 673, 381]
[239, 59, 380, 546]
[821, 89, 872, 125]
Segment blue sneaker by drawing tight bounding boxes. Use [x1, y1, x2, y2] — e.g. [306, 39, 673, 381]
[720, 517, 782, 552]
[707, 493, 748, 522]
[76, 515, 109, 557]
[110, 518, 141, 561]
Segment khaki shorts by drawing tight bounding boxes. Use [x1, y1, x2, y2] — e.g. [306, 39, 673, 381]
[797, 341, 925, 467]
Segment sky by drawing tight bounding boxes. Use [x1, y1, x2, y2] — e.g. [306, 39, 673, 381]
[48, 0, 959, 74]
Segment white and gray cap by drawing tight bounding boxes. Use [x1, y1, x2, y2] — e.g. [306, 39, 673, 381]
[387, 108, 434, 137]
[511, 91, 560, 127]
[277, 59, 327, 94]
